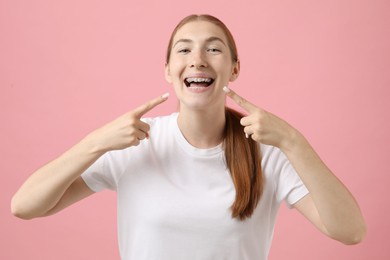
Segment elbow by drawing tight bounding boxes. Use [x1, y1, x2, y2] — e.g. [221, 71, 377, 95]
[11, 207, 31, 220]
[343, 227, 367, 245]
[12, 212, 33, 220]
[11, 196, 35, 220]
[332, 223, 367, 245]
[341, 234, 365, 245]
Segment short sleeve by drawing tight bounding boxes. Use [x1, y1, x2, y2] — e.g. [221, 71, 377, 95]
[262, 145, 309, 208]
[81, 151, 122, 192]
[277, 155, 309, 208]
[81, 117, 156, 193]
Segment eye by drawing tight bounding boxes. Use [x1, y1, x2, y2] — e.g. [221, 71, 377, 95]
[178, 48, 190, 54]
[207, 48, 221, 53]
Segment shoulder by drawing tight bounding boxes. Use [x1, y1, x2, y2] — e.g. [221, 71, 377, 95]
[142, 113, 177, 127]
[104, 115, 177, 160]
[260, 144, 286, 163]
[260, 144, 294, 179]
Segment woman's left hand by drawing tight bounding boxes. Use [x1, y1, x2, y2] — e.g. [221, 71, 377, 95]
[223, 86, 298, 150]
[224, 86, 367, 244]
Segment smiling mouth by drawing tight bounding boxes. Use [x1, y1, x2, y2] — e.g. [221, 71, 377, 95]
[184, 77, 215, 88]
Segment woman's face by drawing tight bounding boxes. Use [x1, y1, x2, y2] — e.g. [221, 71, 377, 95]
[165, 20, 239, 111]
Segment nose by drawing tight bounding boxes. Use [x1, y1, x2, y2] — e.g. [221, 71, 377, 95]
[190, 50, 208, 69]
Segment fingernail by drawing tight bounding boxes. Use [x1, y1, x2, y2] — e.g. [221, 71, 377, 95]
[222, 86, 230, 93]
[162, 92, 170, 99]
[245, 133, 249, 138]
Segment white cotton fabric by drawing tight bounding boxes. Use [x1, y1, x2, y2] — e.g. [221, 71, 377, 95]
[81, 113, 308, 260]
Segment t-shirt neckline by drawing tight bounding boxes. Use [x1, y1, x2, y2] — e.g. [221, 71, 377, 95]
[171, 113, 223, 157]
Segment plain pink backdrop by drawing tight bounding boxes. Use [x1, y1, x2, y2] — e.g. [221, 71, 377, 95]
[1, 0, 389, 259]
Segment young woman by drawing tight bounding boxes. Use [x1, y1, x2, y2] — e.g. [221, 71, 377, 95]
[11, 14, 366, 260]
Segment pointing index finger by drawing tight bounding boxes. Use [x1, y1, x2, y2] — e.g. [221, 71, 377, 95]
[133, 92, 169, 118]
[223, 86, 256, 112]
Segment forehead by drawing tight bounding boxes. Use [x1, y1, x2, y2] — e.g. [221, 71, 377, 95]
[173, 20, 228, 44]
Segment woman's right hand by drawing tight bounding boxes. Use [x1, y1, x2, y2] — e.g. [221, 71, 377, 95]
[88, 93, 169, 152]
[11, 92, 169, 219]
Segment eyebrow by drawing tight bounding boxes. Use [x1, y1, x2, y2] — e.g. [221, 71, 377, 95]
[172, 36, 227, 48]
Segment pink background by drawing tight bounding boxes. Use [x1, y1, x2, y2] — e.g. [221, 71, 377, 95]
[1, 0, 389, 259]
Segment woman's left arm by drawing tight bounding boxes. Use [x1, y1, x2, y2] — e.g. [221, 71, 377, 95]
[223, 86, 367, 244]
[281, 131, 366, 244]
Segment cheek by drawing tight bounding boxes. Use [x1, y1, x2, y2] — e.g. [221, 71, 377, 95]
[213, 58, 233, 73]
[216, 66, 234, 82]
[168, 62, 186, 80]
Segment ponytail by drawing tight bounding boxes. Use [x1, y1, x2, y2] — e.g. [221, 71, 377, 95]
[224, 107, 263, 220]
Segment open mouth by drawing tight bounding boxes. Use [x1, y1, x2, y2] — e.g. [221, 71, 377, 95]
[184, 77, 215, 88]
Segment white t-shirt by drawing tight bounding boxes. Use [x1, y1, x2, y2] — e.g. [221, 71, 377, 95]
[81, 113, 308, 260]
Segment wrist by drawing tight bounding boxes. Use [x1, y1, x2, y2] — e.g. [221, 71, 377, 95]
[81, 132, 109, 156]
[280, 128, 307, 154]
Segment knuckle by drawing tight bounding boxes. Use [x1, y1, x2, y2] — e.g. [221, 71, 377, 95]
[252, 134, 261, 142]
[142, 123, 150, 132]
[127, 111, 136, 118]
[144, 102, 155, 112]
[238, 97, 246, 106]
[254, 123, 262, 131]
[257, 113, 266, 123]
[144, 104, 152, 112]
[254, 109, 262, 117]
[128, 118, 138, 127]
[139, 132, 146, 140]
[127, 115, 135, 124]
[129, 137, 140, 145]
[254, 126, 262, 134]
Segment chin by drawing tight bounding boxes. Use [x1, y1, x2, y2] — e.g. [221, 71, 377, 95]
[178, 96, 225, 112]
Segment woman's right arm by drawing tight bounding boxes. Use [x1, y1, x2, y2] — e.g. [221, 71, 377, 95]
[11, 93, 169, 219]
[11, 136, 106, 220]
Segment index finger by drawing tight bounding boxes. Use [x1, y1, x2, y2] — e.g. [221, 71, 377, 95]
[133, 92, 170, 118]
[223, 86, 257, 112]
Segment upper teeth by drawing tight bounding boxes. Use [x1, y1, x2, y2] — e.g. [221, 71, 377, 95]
[186, 78, 212, 83]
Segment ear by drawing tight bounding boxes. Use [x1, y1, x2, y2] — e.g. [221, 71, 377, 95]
[229, 59, 240, 82]
[165, 63, 173, 84]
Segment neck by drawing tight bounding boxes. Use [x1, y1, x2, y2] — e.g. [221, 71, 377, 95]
[177, 106, 226, 149]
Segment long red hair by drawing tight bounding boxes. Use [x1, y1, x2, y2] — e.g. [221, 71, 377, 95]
[166, 14, 263, 220]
